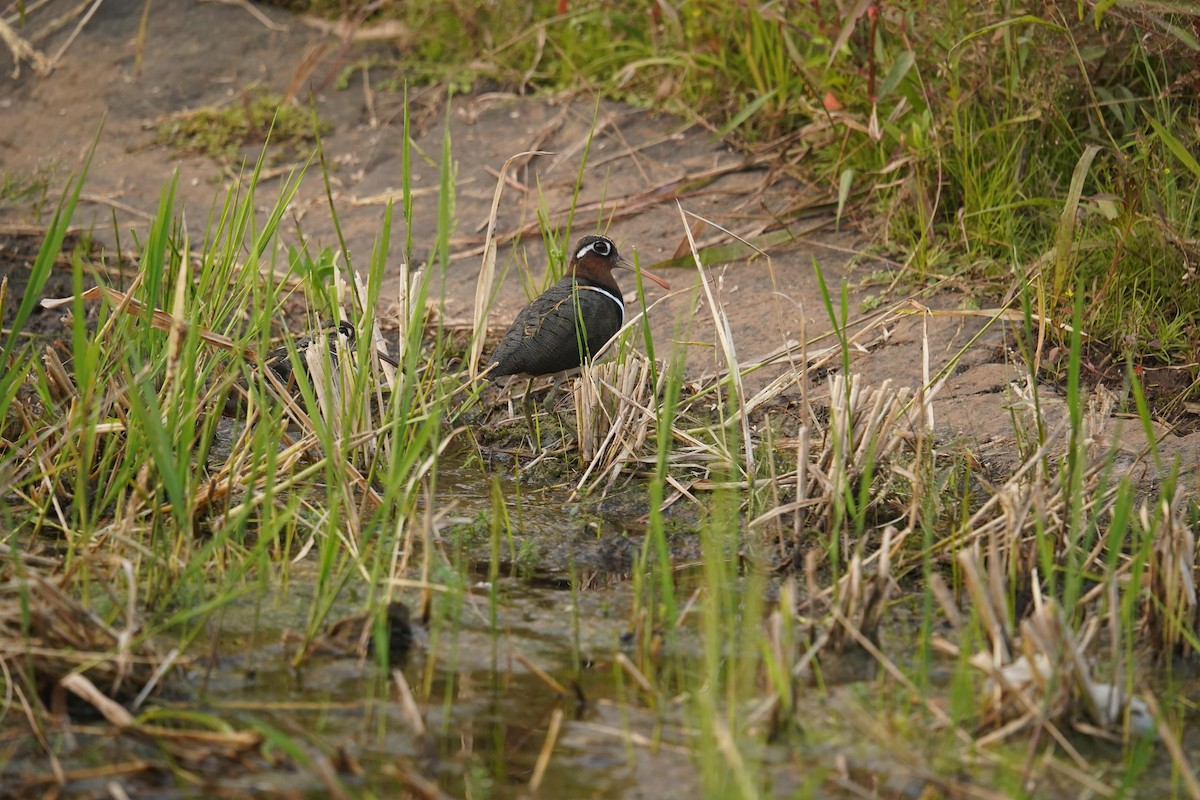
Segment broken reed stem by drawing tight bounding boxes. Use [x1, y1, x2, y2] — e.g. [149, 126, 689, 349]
[676, 202, 755, 481]
[529, 708, 564, 793]
[470, 149, 552, 378]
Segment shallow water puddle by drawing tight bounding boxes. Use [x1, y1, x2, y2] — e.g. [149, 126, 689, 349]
[191, 595, 589, 792]
[154, 456, 707, 798]
[8, 452, 1176, 798]
[186, 571, 697, 797]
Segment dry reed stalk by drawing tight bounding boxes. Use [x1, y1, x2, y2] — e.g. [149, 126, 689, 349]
[752, 374, 914, 568]
[0, 17, 51, 77]
[1142, 490, 1198, 659]
[712, 299, 910, 391]
[514, 652, 570, 696]
[529, 707, 564, 793]
[677, 202, 755, 481]
[446, 158, 766, 262]
[0, 564, 172, 705]
[615, 651, 655, 695]
[574, 353, 659, 492]
[938, 383, 1121, 581]
[470, 150, 551, 379]
[824, 526, 904, 654]
[955, 549, 1152, 744]
[750, 530, 913, 738]
[1143, 690, 1200, 800]
[41, 285, 252, 358]
[41, 345, 75, 403]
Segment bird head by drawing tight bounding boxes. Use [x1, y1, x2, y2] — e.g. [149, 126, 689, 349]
[568, 235, 670, 292]
[334, 320, 357, 346]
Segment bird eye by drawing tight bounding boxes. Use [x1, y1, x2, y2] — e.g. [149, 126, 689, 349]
[576, 238, 615, 260]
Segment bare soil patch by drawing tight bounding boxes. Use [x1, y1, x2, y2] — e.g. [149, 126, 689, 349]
[0, 229, 81, 339]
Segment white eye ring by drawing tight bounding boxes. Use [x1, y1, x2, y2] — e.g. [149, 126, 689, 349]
[580, 239, 612, 259]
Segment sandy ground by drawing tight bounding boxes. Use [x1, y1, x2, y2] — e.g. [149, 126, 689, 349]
[1, 0, 1196, 492]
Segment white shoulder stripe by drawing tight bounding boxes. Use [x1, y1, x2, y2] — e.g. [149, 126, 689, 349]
[578, 285, 625, 325]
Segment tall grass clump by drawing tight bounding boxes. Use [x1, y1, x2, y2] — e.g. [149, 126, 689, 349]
[0, 106, 465, 784]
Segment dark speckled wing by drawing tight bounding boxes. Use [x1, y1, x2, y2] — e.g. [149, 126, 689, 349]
[489, 277, 624, 378]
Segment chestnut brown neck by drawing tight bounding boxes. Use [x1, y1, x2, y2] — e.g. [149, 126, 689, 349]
[568, 254, 622, 297]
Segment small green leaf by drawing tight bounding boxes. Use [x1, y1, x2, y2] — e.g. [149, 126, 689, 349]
[827, 0, 872, 69]
[949, 15, 1067, 62]
[1093, 0, 1120, 25]
[1053, 144, 1101, 298]
[878, 51, 915, 100]
[1160, 19, 1200, 51]
[1145, 112, 1200, 180]
[836, 168, 854, 228]
[719, 88, 780, 137]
